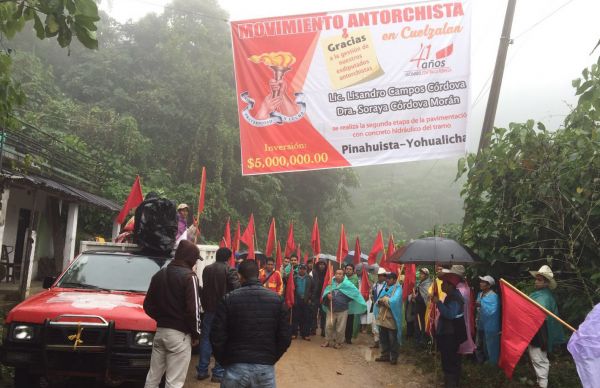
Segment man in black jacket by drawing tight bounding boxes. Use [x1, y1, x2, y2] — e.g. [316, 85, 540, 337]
[211, 260, 291, 388]
[197, 247, 240, 382]
[143, 240, 201, 388]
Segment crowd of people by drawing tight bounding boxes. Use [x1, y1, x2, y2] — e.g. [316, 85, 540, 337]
[142, 241, 566, 388]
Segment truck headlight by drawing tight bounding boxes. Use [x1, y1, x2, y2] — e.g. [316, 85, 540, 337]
[134, 332, 154, 346]
[12, 325, 34, 341]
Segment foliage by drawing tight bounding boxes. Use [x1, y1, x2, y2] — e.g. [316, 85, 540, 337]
[0, 0, 99, 126]
[5, 0, 360, 250]
[458, 55, 600, 325]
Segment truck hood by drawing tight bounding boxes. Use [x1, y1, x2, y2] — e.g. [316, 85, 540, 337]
[6, 289, 156, 331]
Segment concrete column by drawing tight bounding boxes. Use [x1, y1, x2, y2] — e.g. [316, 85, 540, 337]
[19, 189, 37, 301]
[0, 185, 10, 251]
[62, 202, 79, 271]
[112, 221, 121, 242]
[20, 229, 36, 300]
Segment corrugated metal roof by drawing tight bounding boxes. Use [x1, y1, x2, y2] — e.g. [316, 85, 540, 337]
[2, 171, 120, 212]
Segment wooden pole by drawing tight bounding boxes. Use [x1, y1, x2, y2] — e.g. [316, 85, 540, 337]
[499, 278, 576, 332]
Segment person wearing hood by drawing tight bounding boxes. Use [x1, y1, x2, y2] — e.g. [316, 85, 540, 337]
[374, 272, 403, 365]
[528, 265, 565, 388]
[311, 259, 328, 337]
[143, 240, 202, 388]
[321, 268, 367, 349]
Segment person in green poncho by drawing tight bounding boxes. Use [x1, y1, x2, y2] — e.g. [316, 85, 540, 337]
[528, 265, 566, 388]
[344, 263, 361, 344]
[321, 268, 367, 349]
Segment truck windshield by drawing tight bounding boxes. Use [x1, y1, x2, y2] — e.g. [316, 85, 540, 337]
[56, 254, 171, 292]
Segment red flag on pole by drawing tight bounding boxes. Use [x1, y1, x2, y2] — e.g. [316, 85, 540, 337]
[230, 221, 240, 268]
[285, 222, 295, 257]
[303, 252, 309, 266]
[336, 225, 348, 264]
[367, 231, 385, 266]
[275, 241, 283, 272]
[360, 269, 370, 302]
[284, 267, 295, 309]
[240, 214, 255, 260]
[265, 218, 276, 257]
[197, 167, 206, 220]
[220, 218, 231, 248]
[402, 264, 416, 302]
[320, 262, 332, 303]
[311, 217, 321, 256]
[353, 237, 362, 265]
[498, 281, 547, 378]
[116, 176, 143, 224]
[381, 234, 396, 271]
[296, 244, 301, 262]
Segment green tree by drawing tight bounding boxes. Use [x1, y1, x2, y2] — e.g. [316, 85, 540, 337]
[458, 55, 600, 325]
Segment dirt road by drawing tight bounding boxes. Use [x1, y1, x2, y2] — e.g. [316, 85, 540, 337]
[185, 332, 434, 387]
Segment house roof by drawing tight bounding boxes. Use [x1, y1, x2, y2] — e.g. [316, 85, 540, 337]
[2, 171, 120, 212]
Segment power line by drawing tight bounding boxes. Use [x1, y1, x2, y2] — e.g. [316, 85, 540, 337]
[512, 0, 577, 40]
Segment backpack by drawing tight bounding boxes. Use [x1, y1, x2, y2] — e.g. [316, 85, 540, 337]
[134, 196, 178, 256]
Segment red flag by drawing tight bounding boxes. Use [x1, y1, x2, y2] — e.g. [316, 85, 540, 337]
[231, 221, 241, 268]
[382, 234, 397, 271]
[285, 222, 295, 257]
[303, 252, 309, 265]
[311, 217, 321, 256]
[360, 270, 370, 302]
[353, 237, 362, 265]
[116, 176, 143, 224]
[336, 225, 348, 264]
[265, 218, 276, 257]
[402, 264, 416, 302]
[240, 214, 255, 260]
[197, 167, 206, 220]
[498, 281, 547, 379]
[275, 241, 283, 271]
[320, 262, 332, 303]
[284, 266, 295, 309]
[367, 231, 385, 265]
[296, 244, 301, 262]
[221, 218, 231, 248]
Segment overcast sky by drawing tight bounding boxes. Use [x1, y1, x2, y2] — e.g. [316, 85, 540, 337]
[99, 0, 600, 152]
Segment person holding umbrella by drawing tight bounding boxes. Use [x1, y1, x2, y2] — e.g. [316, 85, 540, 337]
[433, 270, 468, 388]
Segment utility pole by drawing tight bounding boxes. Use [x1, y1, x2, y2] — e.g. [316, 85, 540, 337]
[478, 0, 518, 152]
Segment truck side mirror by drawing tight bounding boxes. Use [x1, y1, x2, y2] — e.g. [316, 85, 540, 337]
[43, 276, 56, 289]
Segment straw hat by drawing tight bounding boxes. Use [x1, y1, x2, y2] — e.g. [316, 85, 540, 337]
[448, 265, 466, 278]
[177, 203, 189, 211]
[377, 267, 388, 275]
[478, 275, 495, 286]
[530, 265, 557, 290]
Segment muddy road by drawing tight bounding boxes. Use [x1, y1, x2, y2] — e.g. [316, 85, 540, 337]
[185, 332, 435, 387]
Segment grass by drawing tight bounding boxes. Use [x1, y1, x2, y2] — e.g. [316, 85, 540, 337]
[400, 339, 581, 387]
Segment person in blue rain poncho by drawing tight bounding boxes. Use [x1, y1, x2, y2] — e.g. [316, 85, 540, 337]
[374, 272, 403, 365]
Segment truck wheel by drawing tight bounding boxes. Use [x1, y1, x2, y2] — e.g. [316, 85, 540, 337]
[14, 368, 42, 388]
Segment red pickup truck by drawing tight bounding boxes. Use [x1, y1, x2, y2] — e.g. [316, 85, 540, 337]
[1, 250, 171, 387]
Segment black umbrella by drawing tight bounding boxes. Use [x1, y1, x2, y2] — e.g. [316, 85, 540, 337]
[342, 251, 368, 265]
[388, 237, 478, 265]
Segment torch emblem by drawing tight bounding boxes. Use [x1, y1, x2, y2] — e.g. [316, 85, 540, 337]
[241, 51, 306, 127]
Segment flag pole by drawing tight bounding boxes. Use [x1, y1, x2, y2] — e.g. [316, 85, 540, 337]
[499, 278, 576, 332]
